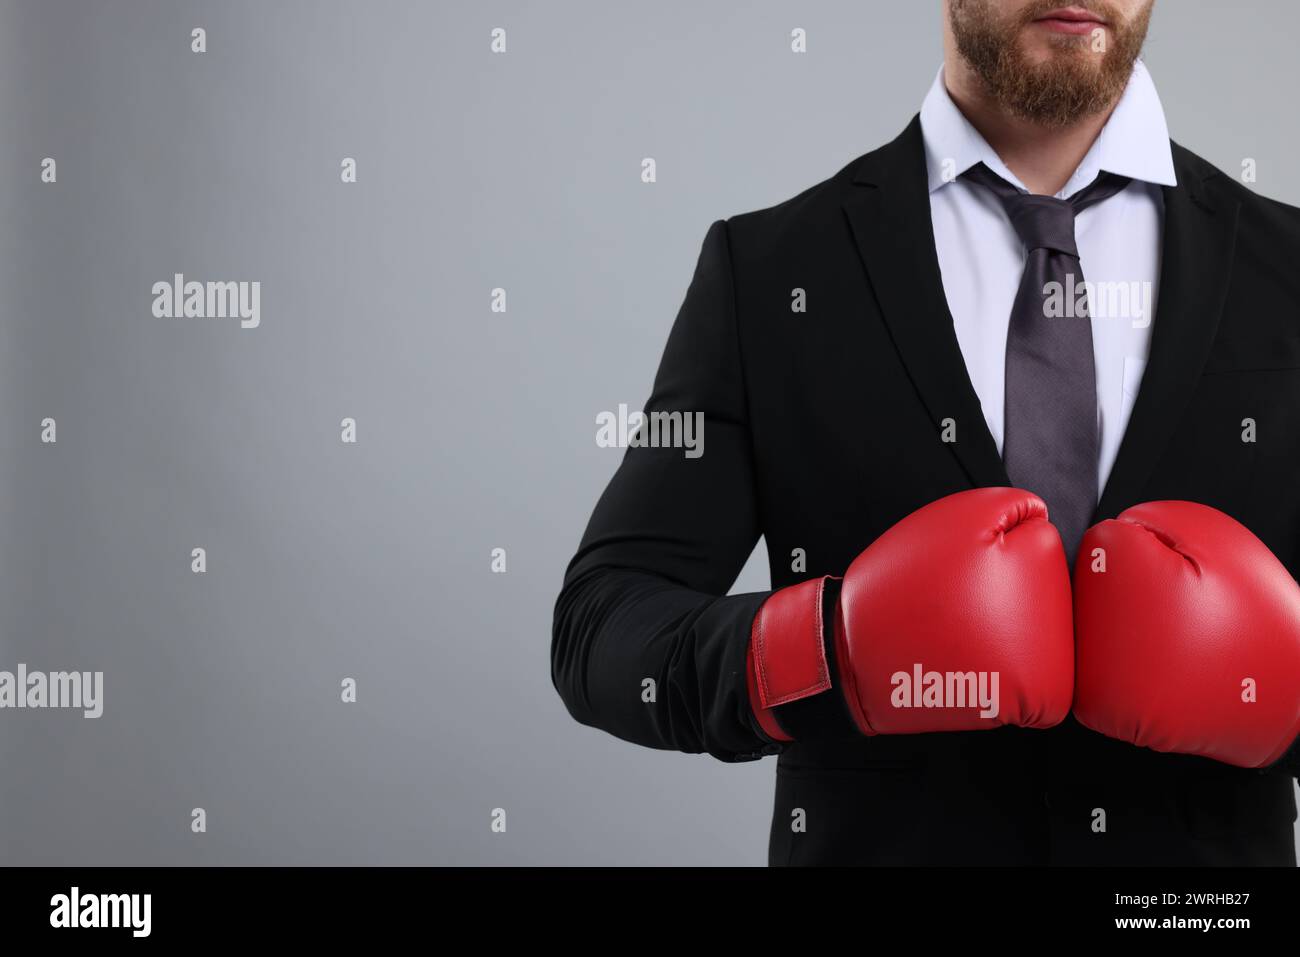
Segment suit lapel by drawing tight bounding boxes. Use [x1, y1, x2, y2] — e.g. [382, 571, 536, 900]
[1094, 144, 1241, 519]
[842, 116, 1010, 489]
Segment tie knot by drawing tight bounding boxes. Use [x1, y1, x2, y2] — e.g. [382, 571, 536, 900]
[960, 162, 1132, 257]
[1004, 193, 1079, 256]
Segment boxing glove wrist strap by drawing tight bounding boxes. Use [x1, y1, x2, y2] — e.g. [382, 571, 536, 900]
[747, 576, 859, 742]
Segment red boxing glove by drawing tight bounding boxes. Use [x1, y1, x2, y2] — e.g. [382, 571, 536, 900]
[1073, 501, 1300, 769]
[747, 488, 1074, 741]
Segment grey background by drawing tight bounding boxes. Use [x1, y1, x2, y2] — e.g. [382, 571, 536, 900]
[0, 0, 1295, 865]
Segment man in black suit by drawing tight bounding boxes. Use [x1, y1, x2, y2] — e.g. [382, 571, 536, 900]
[552, 0, 1300, 865]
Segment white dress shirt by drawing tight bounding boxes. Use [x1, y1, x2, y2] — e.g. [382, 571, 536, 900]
[919, 59, 1177, 494]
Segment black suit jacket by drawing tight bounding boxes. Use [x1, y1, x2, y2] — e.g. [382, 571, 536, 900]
[552, 116, 1300, 866]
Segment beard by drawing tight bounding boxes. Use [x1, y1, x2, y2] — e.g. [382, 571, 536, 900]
[949, 0, 1154, 127]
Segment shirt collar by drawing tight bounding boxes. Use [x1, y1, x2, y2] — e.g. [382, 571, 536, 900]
[919, 58, 1177, 198]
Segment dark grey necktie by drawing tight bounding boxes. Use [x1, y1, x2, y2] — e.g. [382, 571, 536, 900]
[961, 162, 1132, 562]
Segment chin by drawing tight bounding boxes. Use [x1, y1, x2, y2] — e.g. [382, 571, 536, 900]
[1024, 33, 1095, 56]
[1024, 47, 1105, 75]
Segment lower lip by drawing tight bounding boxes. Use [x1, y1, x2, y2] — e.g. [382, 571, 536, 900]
[1034, 17, 1106, 35]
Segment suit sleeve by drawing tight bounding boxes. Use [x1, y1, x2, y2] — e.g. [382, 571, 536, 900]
[551, 219, 780, 763]
[1272, 740, 1300, 778]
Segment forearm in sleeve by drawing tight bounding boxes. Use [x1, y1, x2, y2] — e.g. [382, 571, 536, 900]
[550, 218, 781, 762]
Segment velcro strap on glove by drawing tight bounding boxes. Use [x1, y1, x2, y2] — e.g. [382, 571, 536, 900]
[749, 576, 836, 725]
